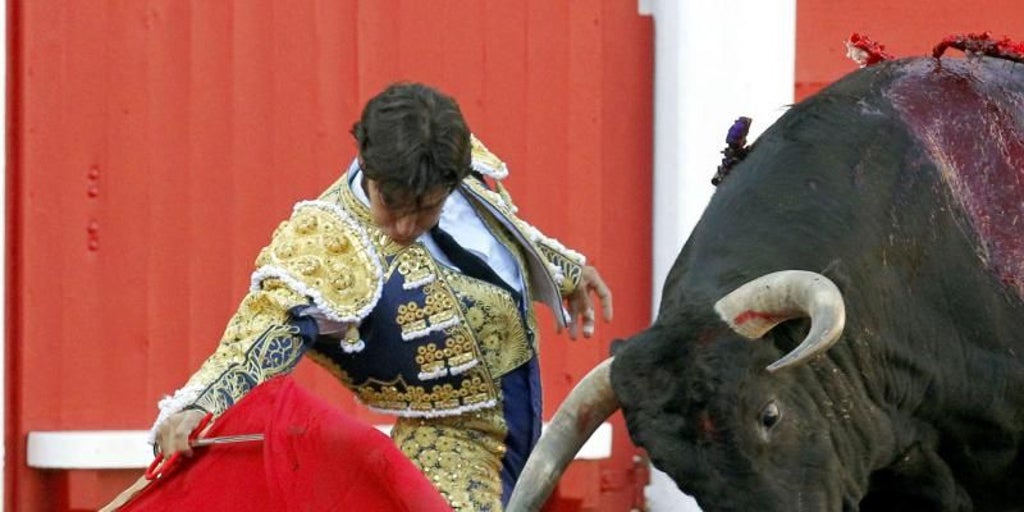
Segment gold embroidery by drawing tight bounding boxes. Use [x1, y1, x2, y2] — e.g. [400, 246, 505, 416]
[470, 134, 509, 181]
[415, 332, 478, 378]
[329, 173, 409, 257]
[355, 370, 496, 414]
[416, 343, 447, 377]
[320, 175, 369, 224]
[461, 201, 543, 353]
[391, 248, 464, 344]
[442, 267, 533, 379]
[184, 278, 309, 415]
[538, 243, 584, 294]
[396, 247, 435, 287]
[255, 203, 381, 320]
[192, 323, 306, 415]
[494, 182, 517, 212]
[477, 209, 542, 375]
[392, 409, 507, 511]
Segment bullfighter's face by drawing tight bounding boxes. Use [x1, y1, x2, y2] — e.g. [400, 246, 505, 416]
[365, 179, 450, 247]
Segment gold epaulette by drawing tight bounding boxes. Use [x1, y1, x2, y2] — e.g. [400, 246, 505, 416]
[470, 134, 509, 180]
[252, 200, 384, 323]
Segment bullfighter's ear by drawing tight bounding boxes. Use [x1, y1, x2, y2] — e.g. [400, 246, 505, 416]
[609, 338, 626, 356]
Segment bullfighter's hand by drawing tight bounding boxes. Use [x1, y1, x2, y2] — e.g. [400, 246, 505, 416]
[155, 408, 209, 458]
[566, 265, 613, 340]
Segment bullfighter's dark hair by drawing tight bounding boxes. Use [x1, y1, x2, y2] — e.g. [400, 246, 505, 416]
[351, 82, 472, 210]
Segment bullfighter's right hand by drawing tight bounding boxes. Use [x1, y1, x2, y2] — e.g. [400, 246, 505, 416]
[565, 265, 614, 340]
[155, 408, 209, 458]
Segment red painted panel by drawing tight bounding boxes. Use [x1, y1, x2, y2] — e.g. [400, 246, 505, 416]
[796, 0, 1024, 100]
[8, 1, 653, 510]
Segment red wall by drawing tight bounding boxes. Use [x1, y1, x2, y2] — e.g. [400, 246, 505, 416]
[7, 1, 653, 510]
[796, 0, 1024, 100]
[13, 1, 1022, 510]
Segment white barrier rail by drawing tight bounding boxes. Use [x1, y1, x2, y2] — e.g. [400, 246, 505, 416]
[27, 422, 613, 469]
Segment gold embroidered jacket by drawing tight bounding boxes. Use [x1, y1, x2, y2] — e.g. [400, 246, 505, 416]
[150, 138, 587, 435]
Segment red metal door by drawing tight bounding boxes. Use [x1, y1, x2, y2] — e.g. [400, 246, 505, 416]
[796, 0, 1024, 100]
[7, 1, 653, 510]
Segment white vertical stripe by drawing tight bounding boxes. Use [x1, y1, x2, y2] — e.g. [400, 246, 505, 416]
[646, 0, 795, 311]
[640, 1, 795, 510]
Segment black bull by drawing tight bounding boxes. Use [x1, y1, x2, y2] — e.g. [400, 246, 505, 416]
[509, 55, 1024, 511]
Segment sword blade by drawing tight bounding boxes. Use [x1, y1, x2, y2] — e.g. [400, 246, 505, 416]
[190, 433, 264, 447]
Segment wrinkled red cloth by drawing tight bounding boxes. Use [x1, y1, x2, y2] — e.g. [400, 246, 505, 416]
[121, 376, 452, 511]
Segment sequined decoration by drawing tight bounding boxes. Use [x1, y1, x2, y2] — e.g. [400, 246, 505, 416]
[392, 410, 508, 511]
[184, 279, 310, 415]
[470, 134, 509, 180]
[442, 267, 532, 378]
[254, 201, 382, 322]
[355, 372, 496, 415]
[192, 323, 307, 415]
[393, 253, 462, 342]
[536, 243, 584, 295]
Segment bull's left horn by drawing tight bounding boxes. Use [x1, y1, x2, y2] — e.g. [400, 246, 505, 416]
[714, 270, 846, 372]
[507, 358, 620, 512]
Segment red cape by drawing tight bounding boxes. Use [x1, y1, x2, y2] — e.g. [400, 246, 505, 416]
[116, 376, 452, 511]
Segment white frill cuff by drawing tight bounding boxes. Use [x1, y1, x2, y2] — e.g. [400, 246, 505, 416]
[147, 383, 205, 445]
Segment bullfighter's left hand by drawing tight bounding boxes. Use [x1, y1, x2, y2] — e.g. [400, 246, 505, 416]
[565, 265, 613, 340]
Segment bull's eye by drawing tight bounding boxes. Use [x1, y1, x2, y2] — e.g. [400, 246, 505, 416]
[760, 401, 781, 430]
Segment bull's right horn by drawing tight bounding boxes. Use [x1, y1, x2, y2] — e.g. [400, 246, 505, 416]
[714, 270, 846, 372]
[507, 358, 620, 512]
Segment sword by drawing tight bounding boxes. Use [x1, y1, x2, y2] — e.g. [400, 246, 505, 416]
[190, 433, 264, 447]
[146, 412, 264, 480]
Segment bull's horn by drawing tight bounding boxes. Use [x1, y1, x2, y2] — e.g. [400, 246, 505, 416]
[507, 358, 620, 512]
[714, 270, 845, 372]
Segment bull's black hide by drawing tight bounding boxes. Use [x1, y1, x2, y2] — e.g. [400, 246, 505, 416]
[613, 56, 1024, 511]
